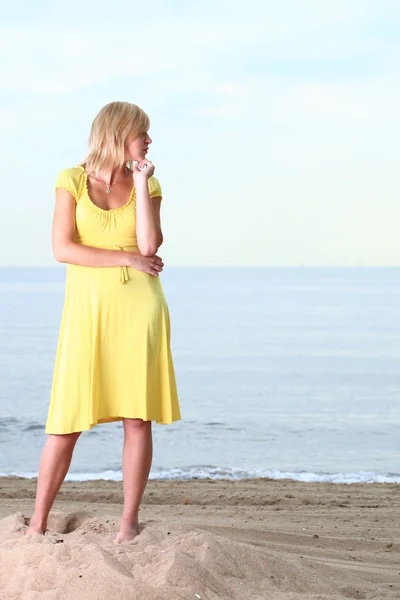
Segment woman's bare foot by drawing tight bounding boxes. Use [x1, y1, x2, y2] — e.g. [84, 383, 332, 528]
[113, 519, 139, 544]
[25, 516, 47, 536]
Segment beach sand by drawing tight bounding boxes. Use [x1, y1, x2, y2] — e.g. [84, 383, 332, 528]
[0, 476, 399, 599]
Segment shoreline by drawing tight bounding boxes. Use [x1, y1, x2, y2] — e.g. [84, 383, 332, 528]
[1, 468, 400, 484]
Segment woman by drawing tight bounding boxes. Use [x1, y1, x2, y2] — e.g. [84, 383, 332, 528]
[26, 101, 181, 544]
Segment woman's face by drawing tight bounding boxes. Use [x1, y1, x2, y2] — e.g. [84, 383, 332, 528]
[125, 130, 152, 162]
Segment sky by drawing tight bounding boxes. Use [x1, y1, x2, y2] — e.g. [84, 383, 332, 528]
[1, 0, 399, 266]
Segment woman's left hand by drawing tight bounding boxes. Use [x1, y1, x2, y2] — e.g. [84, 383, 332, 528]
[133, 160, 155, 182]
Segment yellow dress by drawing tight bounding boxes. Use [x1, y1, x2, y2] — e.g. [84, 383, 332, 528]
[45, 166, 181, 434]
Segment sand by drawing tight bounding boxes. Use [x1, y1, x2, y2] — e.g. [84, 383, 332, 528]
[0, 477, 399, 599]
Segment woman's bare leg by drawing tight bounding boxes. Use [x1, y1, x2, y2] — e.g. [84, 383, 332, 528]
[26, 431, 81, 535]
[114, 418, 153, 544]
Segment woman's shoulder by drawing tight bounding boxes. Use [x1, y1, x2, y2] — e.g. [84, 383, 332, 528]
[56, 166, 85, 183]
[148, 174, 162, 199]
[54, 166, 85, 200]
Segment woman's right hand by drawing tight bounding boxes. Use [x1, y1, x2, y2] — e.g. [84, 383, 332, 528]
[126, 252, 164, 276]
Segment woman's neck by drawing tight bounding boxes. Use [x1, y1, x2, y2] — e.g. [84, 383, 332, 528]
[93, 165, 129, 187]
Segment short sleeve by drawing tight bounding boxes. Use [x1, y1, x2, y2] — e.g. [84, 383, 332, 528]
[54, 168, 79, 200]
[148, 176, 162, 199]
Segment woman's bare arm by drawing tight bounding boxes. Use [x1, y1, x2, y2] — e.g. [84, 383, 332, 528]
[52, 188, 131, 266]
[52, 189, 163, 277]
[134, 167, 163, 256]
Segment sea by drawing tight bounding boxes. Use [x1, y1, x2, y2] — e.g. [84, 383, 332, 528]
[0, 266, 399, 484]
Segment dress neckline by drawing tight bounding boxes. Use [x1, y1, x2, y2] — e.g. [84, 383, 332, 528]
[79, 165, 135, 213]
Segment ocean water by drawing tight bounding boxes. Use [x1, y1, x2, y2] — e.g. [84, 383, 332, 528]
[0, 266, 399, 484]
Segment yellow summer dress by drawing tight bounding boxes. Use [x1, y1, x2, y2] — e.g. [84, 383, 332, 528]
[45, 166, 181, 434]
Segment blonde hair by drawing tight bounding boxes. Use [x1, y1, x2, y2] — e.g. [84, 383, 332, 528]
[81, 101, 150, 174]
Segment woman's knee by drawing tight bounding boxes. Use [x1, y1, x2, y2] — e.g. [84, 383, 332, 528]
[122, 418, 152, 435]
[49, 431, 82, 447]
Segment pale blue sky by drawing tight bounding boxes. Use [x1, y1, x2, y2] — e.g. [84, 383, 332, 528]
[1, 0, 399, 265]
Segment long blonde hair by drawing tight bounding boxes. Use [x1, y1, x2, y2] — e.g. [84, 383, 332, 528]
[81, 101, 150, 174]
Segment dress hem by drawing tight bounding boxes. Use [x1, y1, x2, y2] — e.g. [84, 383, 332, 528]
[45, 414, 181, 435]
